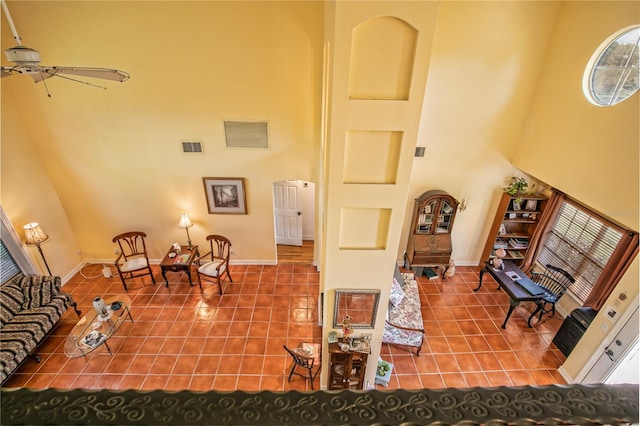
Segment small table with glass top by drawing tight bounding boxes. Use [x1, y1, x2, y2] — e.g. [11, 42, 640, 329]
[64, 295, 133, 358]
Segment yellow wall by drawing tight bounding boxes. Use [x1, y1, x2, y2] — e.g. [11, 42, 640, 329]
[321, 0, 440, 388]
[511, 1, 640, 381]
[400, 1, 561, 265]
[1, 85, 80, 276]
[2, 1, 323, 270]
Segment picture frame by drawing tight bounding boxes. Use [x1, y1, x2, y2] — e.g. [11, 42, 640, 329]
[202, 177, 247, 214]
[333, 289, 380, 329]
[525, 200, 538, 211]
[512, 200, 522, 211]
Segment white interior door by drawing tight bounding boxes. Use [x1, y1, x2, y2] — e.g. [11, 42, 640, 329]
[581, 307, 639, 384]
[273, 180, 303, 246]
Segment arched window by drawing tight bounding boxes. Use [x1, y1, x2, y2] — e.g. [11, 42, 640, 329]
[583, 26, 639, 106]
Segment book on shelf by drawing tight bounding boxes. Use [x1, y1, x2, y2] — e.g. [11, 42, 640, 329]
[423, 267, 438, 280]
[507, 250, 524, 259]
[508, 238, 529, 249]
[494, 238, 509, 249]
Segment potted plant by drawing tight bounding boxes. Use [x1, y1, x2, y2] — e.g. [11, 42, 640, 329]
[503, 177, 528, 202]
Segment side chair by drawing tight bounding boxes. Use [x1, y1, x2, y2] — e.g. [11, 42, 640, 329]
[283, 343, 321, 390]
[197, 234, 232, 294]
[528, 264, 575, 327]
[112, 231, 156, 291]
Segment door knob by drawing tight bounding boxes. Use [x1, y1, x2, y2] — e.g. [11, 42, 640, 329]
[605, 348, 615, 361]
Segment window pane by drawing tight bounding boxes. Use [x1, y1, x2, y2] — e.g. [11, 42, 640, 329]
[1, 239, 22, 285]
[538, 200, 622, 303]
[586, 26, 640, 106]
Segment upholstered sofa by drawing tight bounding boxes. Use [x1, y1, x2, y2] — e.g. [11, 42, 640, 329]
[0, 275, 80, 384]
[382, 266, 425, 355]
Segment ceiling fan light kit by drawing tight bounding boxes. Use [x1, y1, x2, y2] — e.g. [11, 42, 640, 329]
[1, 0, 130, 94]
[4, 45, 41, 64]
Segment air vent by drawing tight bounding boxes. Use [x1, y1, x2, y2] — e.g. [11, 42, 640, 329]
[414, 146, 426, 157]
[224, 121, 269, 149]
[181, 141, 203, 153]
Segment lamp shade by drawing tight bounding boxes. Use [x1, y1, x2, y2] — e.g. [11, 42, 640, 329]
[177, 213, 193, 229]
[23, 223, 49, 246]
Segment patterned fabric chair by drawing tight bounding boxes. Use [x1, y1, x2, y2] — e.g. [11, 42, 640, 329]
[382, 266, 425, 355]
[0, 275, 80, 384]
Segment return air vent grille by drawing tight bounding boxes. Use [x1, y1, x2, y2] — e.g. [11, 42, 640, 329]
[181, 141, 203, 153]
[224, 121, 269, 149]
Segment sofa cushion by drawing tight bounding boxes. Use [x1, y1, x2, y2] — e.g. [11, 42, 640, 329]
[0, 281, 26, 328]
[19, 276, 59, 310]
[389, 277, 405, 307]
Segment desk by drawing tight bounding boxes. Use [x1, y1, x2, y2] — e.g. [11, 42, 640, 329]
[474, 260, 545, 328]
[159, 245, 199, 287]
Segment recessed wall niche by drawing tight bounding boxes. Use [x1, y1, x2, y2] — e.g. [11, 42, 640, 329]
[343, 130, 403, 184]
[348, 16, 418, 100]
[338, 208, 391, 250]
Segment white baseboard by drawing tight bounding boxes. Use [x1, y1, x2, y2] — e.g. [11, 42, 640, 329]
[557, 365, 574, 384]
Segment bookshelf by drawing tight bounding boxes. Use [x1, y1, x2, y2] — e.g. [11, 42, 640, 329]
[480, 192, 548, 267]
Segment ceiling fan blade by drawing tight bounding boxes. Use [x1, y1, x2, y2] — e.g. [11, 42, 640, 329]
[1, 67, 19, 78]
[41, 67, 130, 82]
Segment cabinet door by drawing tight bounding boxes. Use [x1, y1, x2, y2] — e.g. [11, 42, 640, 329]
[436, 199, 455, 234]
[329, 352, 350, 389]
[347, 353, 367, 390]
[416, 199, 438, 234]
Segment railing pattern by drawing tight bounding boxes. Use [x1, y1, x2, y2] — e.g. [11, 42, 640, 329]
[1, 383, 638, 425]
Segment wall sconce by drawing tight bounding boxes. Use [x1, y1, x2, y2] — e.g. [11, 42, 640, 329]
[23, 222, 52, 275]
[177, 213, 193, 248]
[458, 199, 468, 212]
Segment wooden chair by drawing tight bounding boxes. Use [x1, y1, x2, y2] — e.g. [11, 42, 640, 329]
[528, 264, 575, 326]
[197, 234, 232, 294]
[283, 343, 321, 390]
[112, 231, 155, 291]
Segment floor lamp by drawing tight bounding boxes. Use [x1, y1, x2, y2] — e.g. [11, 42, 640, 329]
[23, 222, 52, 275]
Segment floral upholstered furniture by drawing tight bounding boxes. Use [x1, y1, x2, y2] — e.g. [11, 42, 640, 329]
[382, 266, 425, 355]
[0, 275, 80, 384]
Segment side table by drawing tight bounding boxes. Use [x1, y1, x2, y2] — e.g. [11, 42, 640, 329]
[159, 245, 199, 287]
[375, 358, 394, 387]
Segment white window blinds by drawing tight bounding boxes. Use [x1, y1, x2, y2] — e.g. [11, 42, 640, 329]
[1, 239, 21, 285]
[538, 201, 623, 302]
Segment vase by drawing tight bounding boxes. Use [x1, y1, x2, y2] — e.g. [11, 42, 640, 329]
[93, 297, 108, 318]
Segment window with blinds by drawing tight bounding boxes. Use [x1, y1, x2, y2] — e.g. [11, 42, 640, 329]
[537, 200, 623, 302]
[1, 239, 22, 285]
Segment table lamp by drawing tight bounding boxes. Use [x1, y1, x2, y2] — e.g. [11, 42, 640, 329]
[23, 222, 52, 275]
[177, 213, 193, 249]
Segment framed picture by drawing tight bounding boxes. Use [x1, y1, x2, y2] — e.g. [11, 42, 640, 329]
[202, 177, 247, 214]
[512, 200, 522, 211]
[525, 200, 538, 211]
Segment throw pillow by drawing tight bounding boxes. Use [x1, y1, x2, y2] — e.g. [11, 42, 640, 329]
[21, 276, 56, 310]
[389, 277, 405, 307]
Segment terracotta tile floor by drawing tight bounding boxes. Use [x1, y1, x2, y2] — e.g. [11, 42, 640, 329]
[3, 264, 566, 391]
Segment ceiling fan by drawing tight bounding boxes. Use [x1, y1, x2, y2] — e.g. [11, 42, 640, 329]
[0, 0, 129, 96]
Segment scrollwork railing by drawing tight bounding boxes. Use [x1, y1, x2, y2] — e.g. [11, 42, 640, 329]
[1, 383, 638, 425]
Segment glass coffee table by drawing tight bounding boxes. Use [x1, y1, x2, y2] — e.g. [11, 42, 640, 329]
[64, 295, 134, 358]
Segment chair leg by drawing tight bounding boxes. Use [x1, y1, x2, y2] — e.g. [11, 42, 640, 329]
[528, 302, 544, 327]
[118, 272, 128, 291]
[308, 368, 314, 390]
[288, 364, 296, 382]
